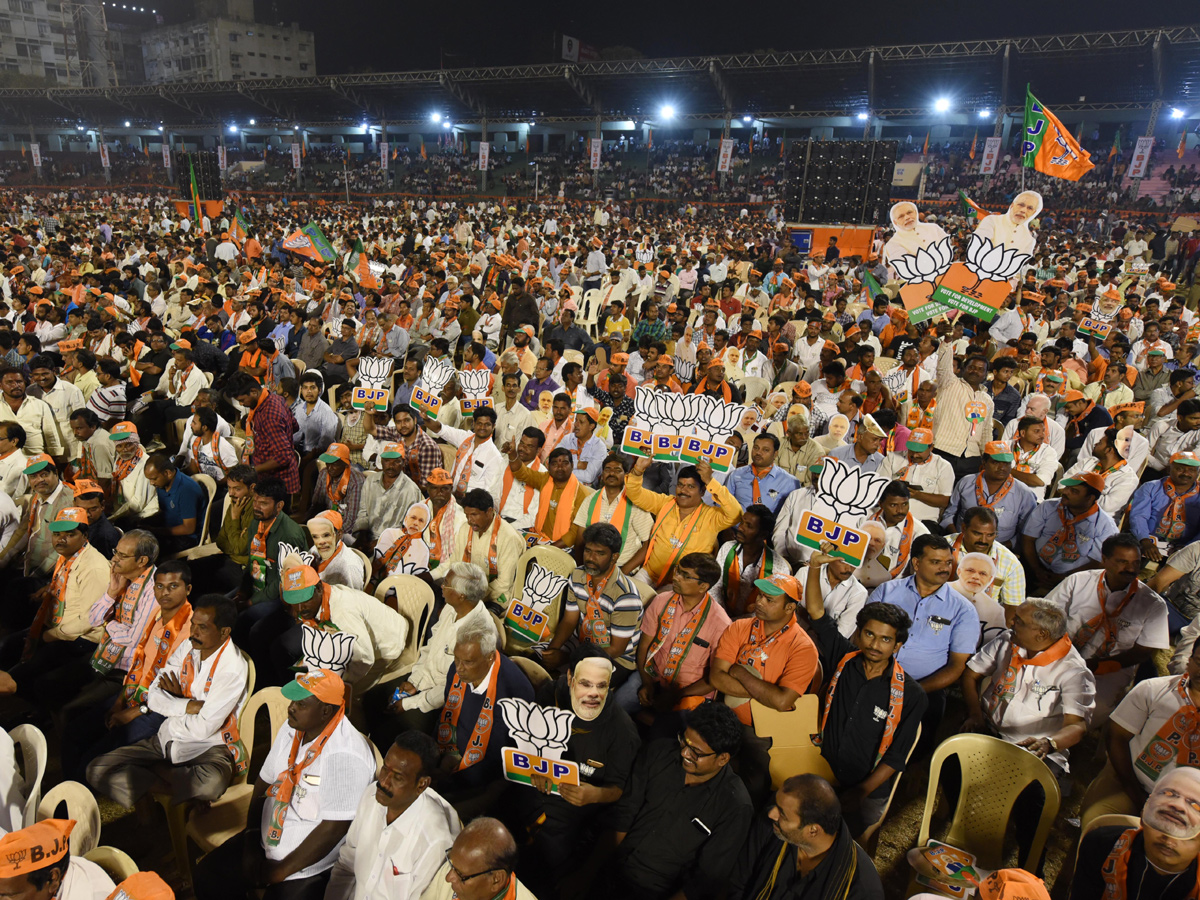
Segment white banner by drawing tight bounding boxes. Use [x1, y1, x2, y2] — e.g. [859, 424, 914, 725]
[1129, 135, 1155, 179]
[98, 143, 110, 168]
[380, 141, 388, 169]
[717, 138, 734, 173]
[562, 34, 580, 63]
[217, 145, 226, 170]
[589, 137, 601, 170]
[29, 143, 40, 168]
[478, 141, 490, 171]
[162, 143, 171, 168]
[291, 142, 302, 170]
[980, 136, 1002, 175]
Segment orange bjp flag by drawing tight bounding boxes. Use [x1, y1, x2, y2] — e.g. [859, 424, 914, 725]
[969, 130, 977, 160]
[1180, 131, 1189, 159]
[1022, 86, 1095, 182]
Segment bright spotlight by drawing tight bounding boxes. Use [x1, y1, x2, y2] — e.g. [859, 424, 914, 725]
[934, 98, 951, 113]
[742, 115, 752, 123]
[123, 120, 131, 127]
[528, 121, 535, 127]
[856, 112, 869, 121]
[157, 125, 163, 132]
[660, 104, 676, 120]
[229, 124, 238, 133]
[293, 125, 299, 131]
[1172, 108, 1186, 119]
[76, 125, 84, 131]
[249, 118, 256, 125]
[978, 109, 991, 118]
[442, 121, 451, 129]
[430, 112, 441, 122]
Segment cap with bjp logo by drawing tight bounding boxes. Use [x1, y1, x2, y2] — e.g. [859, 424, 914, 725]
[984, 441, 1015, 462]
[1060, 471, 1106, 492]
[23, 453, 55, 475]
[281, 667, 346, 704]
[48, 507, 89, 532]
[280, 565, 321, 604]
[318, 443, 351, 465]
[426, 468, 453, 486]
[73, 479, 104, 497]
[753, 574, 802, 602]
[109, 422, 138, 442]
[907, 428, 934, 451]
[0, 819, 74, 877]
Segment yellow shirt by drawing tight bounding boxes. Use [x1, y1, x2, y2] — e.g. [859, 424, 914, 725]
[624, 473, 742, 586]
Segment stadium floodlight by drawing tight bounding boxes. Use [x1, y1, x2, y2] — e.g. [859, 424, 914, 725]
[123, 120, 131, 127]
[430, 112, 442, 123]
[157, 125, 163, 132]
[229, 125, 238, 133]
[1172, 108, 1186, 119]
[293, 125, 299, 131]
[934, 98, 951, 113]
[742, 115, 752, 123]
[978, 109, 991, 118]
[528, 121, 535, 127]
[76, 125, 84, 131]
[660, 104, 676, 120]
[857, 112, 869, 121]
[443, 121, 451, 129]
[249, 118, 256, 125]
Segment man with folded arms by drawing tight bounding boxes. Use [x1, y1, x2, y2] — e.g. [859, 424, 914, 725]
[325, 731, 461, 900]
[0, 819, 115, 899]
[87, 595, 248, 809]
[193, 668, 377, 900]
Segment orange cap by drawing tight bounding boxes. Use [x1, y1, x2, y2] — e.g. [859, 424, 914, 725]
[105, 872, 175, 900]
[753, 574, 802, 602]
[312, 509, 344, 532]
[1063, 390, 1086, 402]
[48, 507, 88, 532]
[23, 452, 55, 474]
[73, 478, 104, 497]
[426, 467, 453, 486]
[318, 443, 351, 465]
[281, 667, 346, 705]
[792, 381, 812, 397]
[0, 820, 74, 877]
[1060, 471, 1106, 492]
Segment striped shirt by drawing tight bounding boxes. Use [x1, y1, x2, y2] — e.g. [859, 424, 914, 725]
[931, 342, 994, 457]
[566, 568, 644, 669]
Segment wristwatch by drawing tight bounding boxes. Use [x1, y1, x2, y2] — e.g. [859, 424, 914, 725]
[1046, 737, 1059, 752]
[139, 704, 150, 715]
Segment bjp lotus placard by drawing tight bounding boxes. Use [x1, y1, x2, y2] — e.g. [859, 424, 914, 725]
[678, 436, 736, 473]
[795, 510, 870, 566]
[621, 426, 653, 459]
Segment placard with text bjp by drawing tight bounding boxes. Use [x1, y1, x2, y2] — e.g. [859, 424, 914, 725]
[795, 511, 870, 566]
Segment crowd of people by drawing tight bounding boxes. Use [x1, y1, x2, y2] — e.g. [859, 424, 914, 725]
[0, 180, 1200, 900]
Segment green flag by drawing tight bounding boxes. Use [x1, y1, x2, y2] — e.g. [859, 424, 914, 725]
[863, 269, 883, 300]
[301, 222, 336, 262]
[188, 160, 203, 233]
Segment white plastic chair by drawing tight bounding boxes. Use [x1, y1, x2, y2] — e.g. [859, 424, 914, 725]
[37, 781, 100, 857]
[374, 574, 435, 676]
[9, 724, 46, 830]
[84, 846, 138, 880]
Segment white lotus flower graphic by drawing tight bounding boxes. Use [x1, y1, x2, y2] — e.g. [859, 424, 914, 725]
[421, 357, 455, 393]
[634, 386, 669, 431]
[890, 237, 954, 285]
[674, 355, 696, 383]
[277, 542, 316, 570]
[498, 697, 575, 759]
[963, 233, 1030, 284]
[357, 355, 394, 390]
[397, 560, 428, 576]
[458, 368, 492, 398]
[815, 457, 891, 518]
[301, 625, 357, 674]
[522, 563, 569, 616]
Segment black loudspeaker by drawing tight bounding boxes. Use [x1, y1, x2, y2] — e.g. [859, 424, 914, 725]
[784, 139, 897, 224]
[173, 150, 222, 200]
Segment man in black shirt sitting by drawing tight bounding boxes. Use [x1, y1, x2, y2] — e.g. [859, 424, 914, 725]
[730, 774, 883, 900]
[804, 549, 928, 838]
[1072, 767, 1200, 900]
[579, 700, 752, 900]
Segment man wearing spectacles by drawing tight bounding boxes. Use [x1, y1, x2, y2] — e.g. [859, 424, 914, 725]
[422, 817, 535, 900]
[573, 700, 752, 900]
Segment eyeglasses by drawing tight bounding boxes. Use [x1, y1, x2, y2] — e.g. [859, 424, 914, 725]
[677, 732, 718, 759]
[444, 852, 504, 883]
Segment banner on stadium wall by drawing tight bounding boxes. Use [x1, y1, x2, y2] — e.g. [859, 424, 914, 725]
[162, 144, 171, 168]
[1128, 136, 1154, 179]
[217, 146, 226, 170]
[98, 143, 110, 168]
[380, 141, 388, 169]
[979, 137, 1001, 175]
[291, 143, 302, 170]
[478, 141, 490, 172]
[717, 139, 735, 173]
[29, 144, 40, 168]
[589, 138, 601, 170]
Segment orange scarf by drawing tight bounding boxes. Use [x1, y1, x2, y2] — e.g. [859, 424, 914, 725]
[816, 652, 905, 765]
[906, 400, 935, 430]
[463, 513, 503, 579]
[873, 511, 915, 577]
[579, 566, 617, 646]
[168, 361, 194, 397]
[1074, 575, 1140, 666]
[500, 459, 539, 514]
[436, 650, 499, 769]
[180, 638, 248, 777]
[644, 593, 712, 683]
[692, 377, 732, 403]
[1101, 828, 1200, 900]
[1156, 478, 1200, 542]
[121, 601, 192, 707]
[974, 473, 1014, 509]
[1038, 501, 1100, 566]
[982, 635, 1072, 720]
[264, 696, 344, 846]
[535, 476, 579, 542]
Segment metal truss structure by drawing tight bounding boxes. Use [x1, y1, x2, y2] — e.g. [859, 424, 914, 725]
[0, 24, 1197, 130]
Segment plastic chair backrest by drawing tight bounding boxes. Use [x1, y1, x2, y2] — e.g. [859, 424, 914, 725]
[1073, 813, 1141, 873]
[750, 695, 821, 750]
[238, 687, 290, 784]
[291, 358, 306, 375]
[440, 444, 458, 471]
[193, 473, 218, 544]
[742, 376, 770, 405]
[506, 545, 576, 655]
[489, 610, 509, 652]
[919, 733, 1061, 872]
[36, 781, 99, 856]
[511, 656, 553, 692]
[9, 724, 46, 830]
[352, 547, 373, 584]
[84, 847, 139, 881]
[774, 381, 798, 398]
[374, 574, 435, 674]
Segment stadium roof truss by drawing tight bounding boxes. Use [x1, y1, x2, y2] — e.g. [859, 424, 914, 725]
[1, 25, 1198, 130]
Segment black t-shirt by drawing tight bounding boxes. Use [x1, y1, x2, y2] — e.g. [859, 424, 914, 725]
[137, 348, 171, 394]
[1073, 826, 1199, 900]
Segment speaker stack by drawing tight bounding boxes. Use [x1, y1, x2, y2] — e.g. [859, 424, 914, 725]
[784, 140, 896, 225]
[173, 150, 222, 200]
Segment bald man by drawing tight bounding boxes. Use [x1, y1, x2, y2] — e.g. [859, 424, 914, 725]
[422, 817, 537, 900]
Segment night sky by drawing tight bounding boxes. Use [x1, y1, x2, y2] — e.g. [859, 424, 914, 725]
[264, 0, 1194, 75]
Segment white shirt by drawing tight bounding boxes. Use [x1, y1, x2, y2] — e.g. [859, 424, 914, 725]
[968, 632, 1096, 771]
[326, 786, 461, 900]
[260, 716, 377, 881]
[494, 400, 535, 452]
[1079, 425, 1150, 476]
[1001, 416, 1066, 458]
[28, 378, 84, 458]
[159, 360, 209, 406]
[1062, 457, 1140, 517]
[772, 486, 818, 565]
[324, 584, 411, 691]
[711, 541, 793, 611]
[876, 453, 954, 522]
[816, 566, 869, 638]
[877, 515, 929, 575]
[184, 432, 239, 482]
[113, 452, 159, 520]
[1111, 674, 1200, 792]
[439, 425, 504, 507]
[406, 601, 496, 714]
[0, 450, 28, 499]
[60, 856, 116, 900]
[1009, 439, 1060, 501]
[500, 460, 541, 531]
[148, 638, 249, 764]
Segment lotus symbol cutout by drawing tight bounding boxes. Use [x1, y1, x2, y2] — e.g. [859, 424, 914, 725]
[960, 234, 1031, 296]
[498, 697, 575, 759]
[890, 237, 954, 285]
[815, 457, 892, 518]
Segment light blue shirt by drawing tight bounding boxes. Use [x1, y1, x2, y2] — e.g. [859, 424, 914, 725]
[869, 576, 981, 681]
[1128, 478, 1200, 544]
[941, 474, 1038, 545]
[557, 434, 607, 488]
[724, 464, 800, 513]
[1023, 499, 1118, 574]
[826, 442, 884, 475]
[291, 398, 339, 454]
